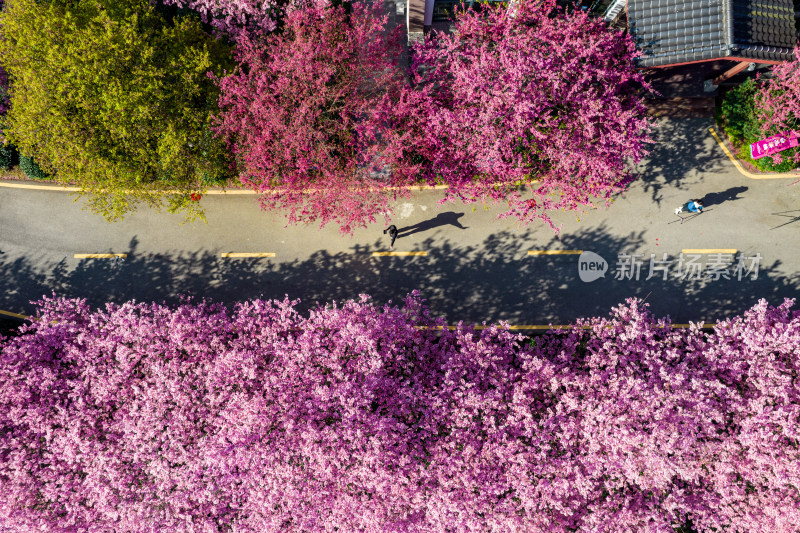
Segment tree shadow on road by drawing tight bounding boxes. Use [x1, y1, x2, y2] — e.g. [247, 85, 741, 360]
[633, 118, 728, 206]
[1, 226, 796, 326]
[770, 209, 800, 230]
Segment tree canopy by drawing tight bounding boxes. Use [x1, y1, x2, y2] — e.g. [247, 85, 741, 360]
[213, 0, 422, 233]
[213, 0, 652, 233]
[2, 293, 799, 531]
[0, 0, 234, 220]
[409, 0, 653, 229]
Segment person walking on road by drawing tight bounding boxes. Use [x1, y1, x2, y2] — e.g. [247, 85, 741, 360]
[384, 225, 398, 249]
[674, 199, 703, 223]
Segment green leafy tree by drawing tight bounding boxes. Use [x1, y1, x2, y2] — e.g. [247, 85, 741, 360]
[0, 0, 234, 219]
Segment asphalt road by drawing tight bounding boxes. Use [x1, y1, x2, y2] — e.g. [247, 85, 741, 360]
[2, 117, 799, 326]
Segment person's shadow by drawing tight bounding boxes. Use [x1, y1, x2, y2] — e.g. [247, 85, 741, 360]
[397, 212, 467, 238]
[700, 186, 748, 207]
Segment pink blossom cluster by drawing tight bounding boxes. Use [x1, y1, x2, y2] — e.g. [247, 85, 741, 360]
[1, 294, 799, 532]
[155, 0, 279, 40]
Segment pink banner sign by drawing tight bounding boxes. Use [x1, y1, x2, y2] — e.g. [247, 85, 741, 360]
[750, 131, 799, 160]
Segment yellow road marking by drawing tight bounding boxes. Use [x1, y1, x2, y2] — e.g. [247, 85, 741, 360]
[681, 249, 737, 254]
[528, 250, 582, 255]
[74, 253, 127, 258]
[220, 252, 276, 258]
[0, 177, 540, 194]
[708, 127, 800, 180]
[372, 251, 428, 257]
[0, 309, 30, 320]
[0, 182, 82, 191]
[0, 183, 451, 193]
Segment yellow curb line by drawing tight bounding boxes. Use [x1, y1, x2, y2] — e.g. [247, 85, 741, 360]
[681, 249, 737, 254]
[708, 127, 800, 180]
[74, 253, 127, 258]
[372, 251, 428, 257]
[220, 252, 275, 258]
[0, 182, 456, 194]
[528, 250, 583, 255]
[0, 309, 30, 320]
[0, 182, 82, 191]
[0, 179, 538, 194]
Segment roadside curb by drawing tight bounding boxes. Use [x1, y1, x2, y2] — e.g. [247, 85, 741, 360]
[0, 180, 454, 194]
[0, 309, 30, 320]
[709, 127, 800, 180]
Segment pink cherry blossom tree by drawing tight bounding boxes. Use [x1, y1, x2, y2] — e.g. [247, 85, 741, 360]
[154, 0, 279, 41]
[409, 0, 653, 229]
[756, 47, 800, 165]
[212, 0, 424, 234]
[2, 293, 800, 532]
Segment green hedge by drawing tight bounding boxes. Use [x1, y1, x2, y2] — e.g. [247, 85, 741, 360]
[0, 142, 18, 170]
[19, 154, 50, 180]
[717, 79, 798, 173]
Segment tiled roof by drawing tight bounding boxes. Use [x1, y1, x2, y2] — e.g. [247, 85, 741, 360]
[629, 0, 797, 67]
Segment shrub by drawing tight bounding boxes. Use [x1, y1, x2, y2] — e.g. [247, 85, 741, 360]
[718, 78, 798, 172]
[0, 142, 18, 170]
[18, 153, 49, 179]
[719, 78, 762, 144]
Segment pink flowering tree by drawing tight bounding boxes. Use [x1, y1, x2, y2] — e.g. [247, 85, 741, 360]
[409, 0, 653, 228]
[756, 47, 800, 165]
[213, 0, 424, 233]
[154, 0, 280, 41]
[2, 293, 800, 531]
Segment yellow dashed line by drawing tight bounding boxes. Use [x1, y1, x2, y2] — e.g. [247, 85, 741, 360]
[220, 252, 276, 258]
[74, 253, 127, 259]
[681, 249, 737, 254]
[372, 251, 428, 257]
[527, 250, 583, 255]
[0, 309, 30, 320]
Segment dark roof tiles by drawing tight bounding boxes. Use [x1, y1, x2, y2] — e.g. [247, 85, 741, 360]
[629, 0, 797, 67]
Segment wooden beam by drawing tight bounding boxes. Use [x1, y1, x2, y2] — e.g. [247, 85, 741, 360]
[636, 57, 783, 71]
[713, 62, 753, 85]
